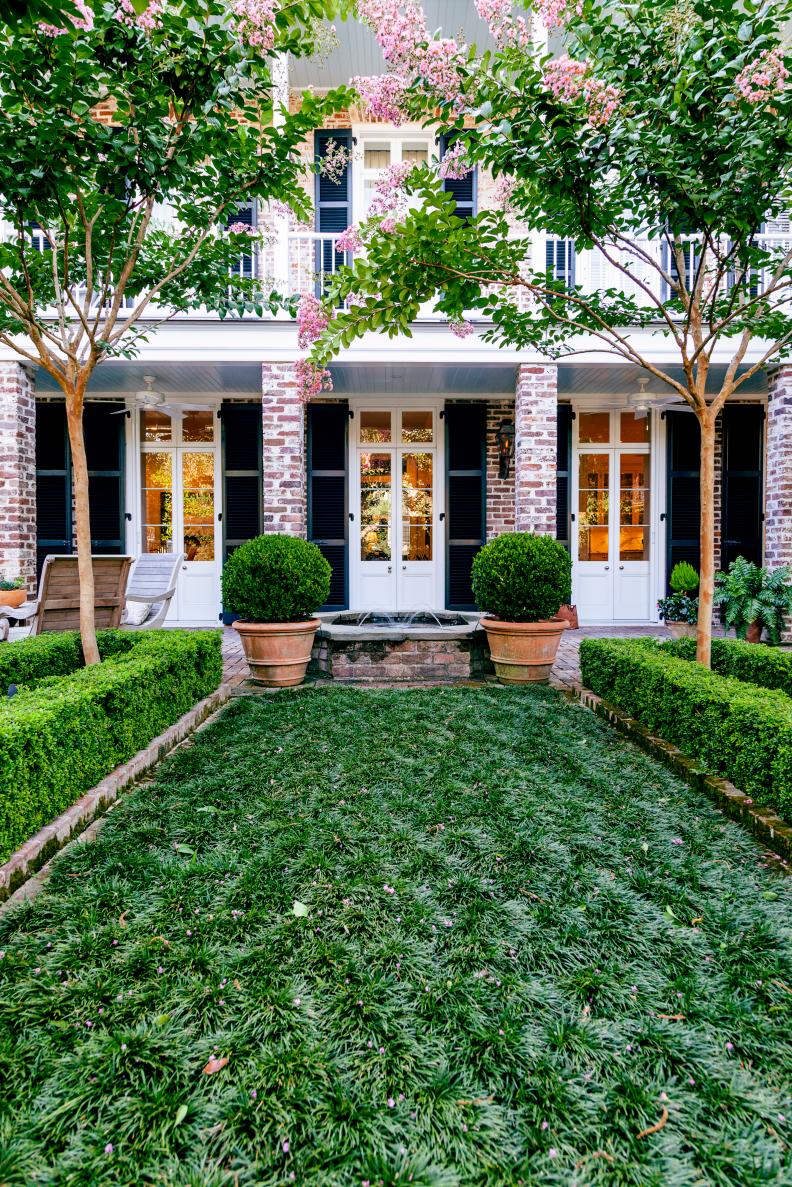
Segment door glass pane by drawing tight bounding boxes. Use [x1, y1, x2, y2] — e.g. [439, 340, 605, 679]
[620, 453, 649, 561]
[360, 410, 391, 443]
[141, 452, 173, 553]
[402, 452, 432, 561]
[620, 411, 650, 443]
[578, 412, 610, 444]
[182, 452, 214, 561]
[364, 145, 391, 169]
[578, 453, 609, 561]
[141, 411, 172, 443]
[402, 144, 428, 164]
[401, 410, 433, 444]
[361, 452, 392, 561]
[182, 410, 214, 443]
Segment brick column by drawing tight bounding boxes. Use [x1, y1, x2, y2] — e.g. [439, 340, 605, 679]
[766, 366, 792, 571]
[486, 398, 516, 539]
[514, 363, 557, 535]
[261, 363, 306, 537]
[0, 362, 36, 593]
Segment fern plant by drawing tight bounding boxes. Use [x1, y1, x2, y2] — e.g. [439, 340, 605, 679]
[714, 557, 792, 645]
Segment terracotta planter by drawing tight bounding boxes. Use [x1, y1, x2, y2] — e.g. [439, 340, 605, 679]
[665, 620, 696, 640]
[0, 589, 26, 610]
[481, 617, 566, 684]
[233, 618, 320, 687]
[746, 620, 763, 644]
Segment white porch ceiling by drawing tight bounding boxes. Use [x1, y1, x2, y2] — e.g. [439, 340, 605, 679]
[557, 363, 767, 396]
[289, 1, 497, 90]
[329, 362, 518, 393]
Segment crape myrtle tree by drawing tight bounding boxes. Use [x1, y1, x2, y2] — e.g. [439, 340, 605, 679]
[309, 0, 792, 667]
[0, 0, 351, 664]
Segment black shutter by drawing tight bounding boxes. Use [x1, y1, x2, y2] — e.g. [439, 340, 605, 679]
[722, 404, 764, 568]
[226, 199, 257, 280]
[439, 135, 476, 221]
[308, 403, 348, 610]
[222, 402, 262, 562]
[556, 404, 573, 548]
[84, 402, 125, 554]
[445, 402, 486, 610]
[665, 410, 701, 586]
[35, 402, 72, 578]
[315, 129, 352, 291]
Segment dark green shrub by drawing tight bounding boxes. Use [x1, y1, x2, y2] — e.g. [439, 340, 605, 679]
[669, 561, 699, 594]
[580, 637, 792, 820]
[0, 630, 222, 863]
[471, 533, 571, 622]
[0, 630, 138, 694]
[662, 636, 792, 699]
[222, 534, 331, 623]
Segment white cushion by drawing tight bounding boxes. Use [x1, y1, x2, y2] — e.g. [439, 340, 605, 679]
[124, 600, 151, 626]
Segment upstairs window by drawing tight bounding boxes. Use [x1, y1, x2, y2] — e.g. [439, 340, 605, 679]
[226, 199, 257, 281]
[546, 236, 575, 289]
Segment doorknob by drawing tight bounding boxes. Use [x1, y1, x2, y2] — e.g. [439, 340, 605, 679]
[387, 564, 392, 573]
[402, 564, 406, 571]
[604, 565, 610, 571]
[619, 564, 625, 570]
[182, 565, 187, 571]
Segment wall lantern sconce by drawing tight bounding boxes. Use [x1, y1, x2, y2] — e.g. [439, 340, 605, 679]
[497, 419, 515, 480]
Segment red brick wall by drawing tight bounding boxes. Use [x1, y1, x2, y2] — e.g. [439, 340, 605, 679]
[514, 364, 557, 535]
[0, 363, 36, 593]
[261, 363, 306, 537]
[486, 399, 516, 539]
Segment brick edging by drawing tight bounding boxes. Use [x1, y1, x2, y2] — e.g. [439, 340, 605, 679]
[0, 682, 234, 906]
[578, 688, 792, 871]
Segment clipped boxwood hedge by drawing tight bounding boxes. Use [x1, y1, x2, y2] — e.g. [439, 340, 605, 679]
[661, 636, 792, 699]
[580, 637, 792, 820]
[0, 630, 139, 694]
[0, 630, 222, 863]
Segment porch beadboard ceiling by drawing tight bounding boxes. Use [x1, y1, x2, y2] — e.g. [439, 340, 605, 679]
[288, 1, 498, 90]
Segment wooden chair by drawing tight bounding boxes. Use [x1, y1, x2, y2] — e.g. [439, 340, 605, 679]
[121, 551, 184, 630]
[0, 554, 133, 638]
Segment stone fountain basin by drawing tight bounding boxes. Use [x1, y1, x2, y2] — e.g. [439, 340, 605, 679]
[311, 612, 491, 681]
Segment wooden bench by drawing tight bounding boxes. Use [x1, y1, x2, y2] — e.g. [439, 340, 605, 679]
[0, 555, 133, 639]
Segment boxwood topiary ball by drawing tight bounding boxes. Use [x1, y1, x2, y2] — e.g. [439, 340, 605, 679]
[222, 535, 331, 623]
[471, 532, 572, 623]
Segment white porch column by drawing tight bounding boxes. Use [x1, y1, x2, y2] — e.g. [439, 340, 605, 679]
[0, 362, 36, 593]
[514, 363, 557, 535]
[261, 362, 306, 537]
[270, 53, 290, 293]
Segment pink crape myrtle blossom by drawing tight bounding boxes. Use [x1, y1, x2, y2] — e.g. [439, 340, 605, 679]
[336, 224, 364, 254]
[295, 358, 333, 401]
[475, 0, 530, 49]
[353, 74, 410, 124]
[735, 48, 789, 105]
[543, 55, 619, 127]
[318, 138, 352, 185]
[493, 174, 516, 211]
[296, 293, 329, 350]
[39, 0, 93, 35]
[378, 216, 398, 233]
[115, 0, 163, 31]
[535, 0, 582, 29]
[449, 320, 475, 338]
[438, 142, 473, 180]
[367, 160, 416, 217]
[233, 0, 278, 54]
[357, 0, 464, 105]
[227, 221, 258, 237]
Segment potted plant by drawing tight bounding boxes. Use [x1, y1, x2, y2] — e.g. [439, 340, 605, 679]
[657, 561, 699, 638]
[222, 534, 331, 686]
[714, 556, 792, 645]
[471, 532, 572, 684]
[0, 575, 27, 610]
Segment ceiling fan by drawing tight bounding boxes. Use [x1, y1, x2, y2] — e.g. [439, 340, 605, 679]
[111, 375, 207, 418]
[627, 377, 685, 418]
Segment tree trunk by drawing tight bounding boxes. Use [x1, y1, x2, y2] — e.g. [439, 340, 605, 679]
[65, 395, 100, 665]
[696, 409, 716, 667]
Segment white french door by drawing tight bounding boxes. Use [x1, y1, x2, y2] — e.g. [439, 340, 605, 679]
[350, 403, 444, 610]
[573, 409, 652, 623]
[138, 408, 221, 624]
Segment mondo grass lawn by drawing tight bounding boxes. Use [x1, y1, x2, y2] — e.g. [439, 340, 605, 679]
[1, 688, 791, 1187]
